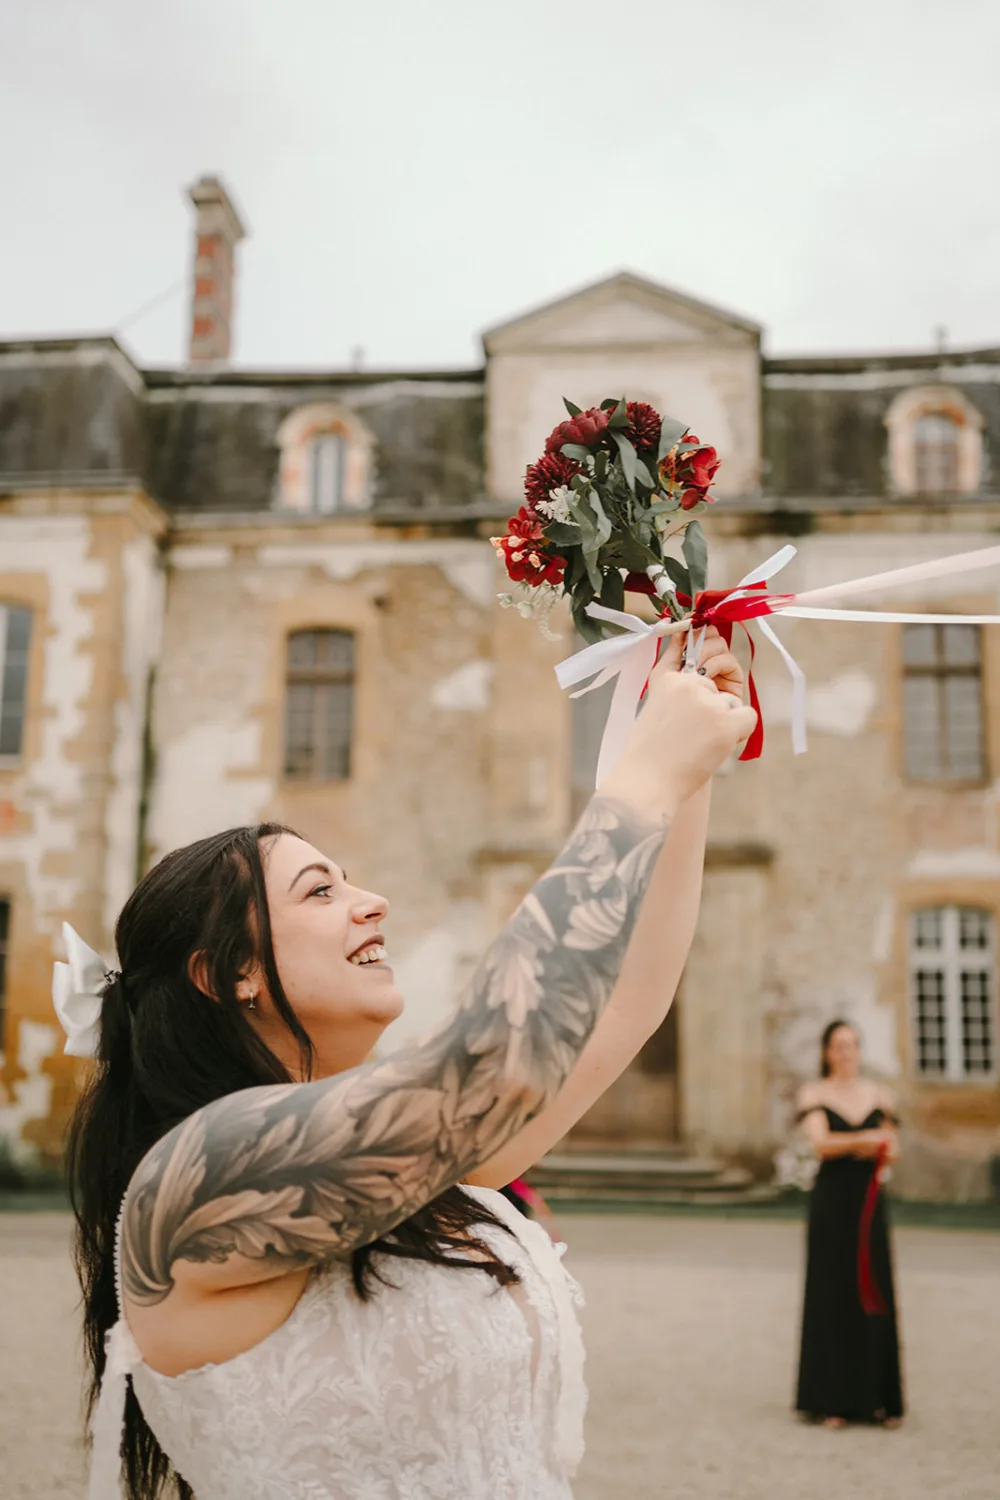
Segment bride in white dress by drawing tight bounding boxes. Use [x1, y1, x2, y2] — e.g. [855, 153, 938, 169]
[60, 631, 751, 1500]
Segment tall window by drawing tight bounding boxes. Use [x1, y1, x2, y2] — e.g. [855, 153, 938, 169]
[284, 629, 355, 781]
[0, 899, 9, 1047]
[309, 433, 346, 515]
[910, 906, 996, 1081]
[902, 623, 985, 782]
[0, 605, 32, 758]
[913, 412, 961, 495]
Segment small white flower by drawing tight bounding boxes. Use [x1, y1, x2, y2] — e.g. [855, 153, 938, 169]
[537, 486, 576, 524]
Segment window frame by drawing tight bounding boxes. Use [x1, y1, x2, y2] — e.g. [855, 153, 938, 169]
[283, 628, 356, 784]
[908, 904, 998, 1084]
[309, 431, 347, 516]
[901, 622, 987, 787]
[0, 604, 33, 764]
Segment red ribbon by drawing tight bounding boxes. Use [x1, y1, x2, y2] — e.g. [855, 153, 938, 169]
[857, 1144, 890, 1316]
[623, 575, 794, 761]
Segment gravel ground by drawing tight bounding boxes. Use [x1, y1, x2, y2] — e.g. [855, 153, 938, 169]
[1, 1211, 997, 1499]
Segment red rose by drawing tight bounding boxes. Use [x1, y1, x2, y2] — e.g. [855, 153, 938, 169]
[678, 488, 704, 511]
[624, 401, 661, 454]
[545, 406, 609, 454]
[659, 437, 721, 497]
[524, 451, 581, 509]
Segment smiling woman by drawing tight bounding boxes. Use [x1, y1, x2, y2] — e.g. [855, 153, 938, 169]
[62, 629, 757, 1500]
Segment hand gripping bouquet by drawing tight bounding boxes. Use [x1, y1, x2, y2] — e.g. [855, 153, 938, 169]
[493, 397, 1000, 787]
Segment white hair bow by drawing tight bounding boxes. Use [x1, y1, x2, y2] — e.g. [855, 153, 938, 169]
[52, 922, 117, 1058]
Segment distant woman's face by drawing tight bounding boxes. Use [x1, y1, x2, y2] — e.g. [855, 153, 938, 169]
[247, 833, 404, 1077]
[825, 1024, 860, 1079]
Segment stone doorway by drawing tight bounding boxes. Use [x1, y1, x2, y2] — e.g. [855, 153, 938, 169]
[566, 1000, 681, 1148]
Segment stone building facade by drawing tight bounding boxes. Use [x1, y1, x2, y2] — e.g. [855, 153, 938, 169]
[1, 178, 998, 1199]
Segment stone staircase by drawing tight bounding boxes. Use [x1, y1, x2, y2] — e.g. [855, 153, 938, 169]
[526, 1148, 777, 1207]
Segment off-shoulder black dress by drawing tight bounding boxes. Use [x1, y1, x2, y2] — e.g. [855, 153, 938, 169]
[795, 1106, 904, 1423]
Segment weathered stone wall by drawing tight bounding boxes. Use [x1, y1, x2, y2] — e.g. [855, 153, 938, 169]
[0, 490, 165, 1163]
[147, 519, 570, 1052]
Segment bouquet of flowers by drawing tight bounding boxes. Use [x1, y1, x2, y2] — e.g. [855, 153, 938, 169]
[491, 398, 721, 643]
[493, 397, 1000, 784]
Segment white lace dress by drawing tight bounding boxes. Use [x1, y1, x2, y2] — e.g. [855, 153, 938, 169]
[89, 1186, 586, 1500]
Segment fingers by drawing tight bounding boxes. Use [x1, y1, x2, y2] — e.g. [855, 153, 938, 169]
[698, 650, 744, 699]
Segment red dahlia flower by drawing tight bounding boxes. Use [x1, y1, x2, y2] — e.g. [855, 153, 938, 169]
[524, 452, 581, 509]
[545, 406, 609, 454]
[624, 401, 662, 454]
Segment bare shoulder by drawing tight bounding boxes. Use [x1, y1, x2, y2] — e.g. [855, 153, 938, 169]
[796, 1080, 824, 1112]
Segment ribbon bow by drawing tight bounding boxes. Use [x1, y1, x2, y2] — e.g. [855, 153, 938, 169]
[556, 547, 801, 787]
[51, 922, 116, 1058]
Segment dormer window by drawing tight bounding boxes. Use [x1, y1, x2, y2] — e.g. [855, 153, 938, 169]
[276, 403, 374, 514]
[884, 386, 983, 498]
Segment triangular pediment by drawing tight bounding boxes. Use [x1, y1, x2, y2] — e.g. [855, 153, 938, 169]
[483, 271, 760, 354]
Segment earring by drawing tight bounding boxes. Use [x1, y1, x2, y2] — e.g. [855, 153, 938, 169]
[247, 994, 257, 1011]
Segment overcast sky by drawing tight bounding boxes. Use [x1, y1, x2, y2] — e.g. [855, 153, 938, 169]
[1, 0, 997, 370]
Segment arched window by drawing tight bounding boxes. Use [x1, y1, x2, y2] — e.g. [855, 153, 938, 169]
[910, 906, 996, 1080]
[275, 404, 374, 515]
[0, 604, 32, 758]
[884, 386, 983, 497]
[913, 412, 960, 495]
[284, 629, 355, 781]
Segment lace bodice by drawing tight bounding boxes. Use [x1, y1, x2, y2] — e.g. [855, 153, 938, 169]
[89, 1186, 586, 1499]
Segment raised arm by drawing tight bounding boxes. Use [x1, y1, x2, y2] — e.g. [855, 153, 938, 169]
[122, 669, 756, 1304]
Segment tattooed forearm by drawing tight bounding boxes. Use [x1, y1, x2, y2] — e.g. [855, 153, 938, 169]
[122, 796, 667, 1302]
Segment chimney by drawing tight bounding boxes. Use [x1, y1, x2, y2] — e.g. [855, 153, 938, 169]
[186, 176, 247, 365]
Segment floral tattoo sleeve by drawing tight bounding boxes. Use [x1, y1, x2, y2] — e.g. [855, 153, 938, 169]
[121, 797, 667, 1303]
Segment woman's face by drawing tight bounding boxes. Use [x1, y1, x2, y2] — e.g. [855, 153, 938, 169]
[825, 1024, 860, 1080]
[251, 833, 404, 1077]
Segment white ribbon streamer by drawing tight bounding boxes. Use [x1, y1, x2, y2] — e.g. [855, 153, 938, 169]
[52, 922, 113, 1058]
[556, 542, 1000, 787]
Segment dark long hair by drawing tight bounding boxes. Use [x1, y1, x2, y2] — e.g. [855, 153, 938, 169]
[66, 823, 517, 1500]
[819, 1018, 857, 1078]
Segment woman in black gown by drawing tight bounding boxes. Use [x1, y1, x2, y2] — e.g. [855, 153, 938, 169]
[795, 1020, 904, 1427]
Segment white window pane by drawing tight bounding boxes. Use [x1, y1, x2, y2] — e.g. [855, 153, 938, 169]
[311, 434, 344, 514]
[943, 676, 984, 780]
[903, 676, 942, 779]
[913, 908, 944, 950]
[959, 909, 991, 951]
[914, 966, 948, 1075]
[902, 623, 938, 667]
[942, 624, 981, 667]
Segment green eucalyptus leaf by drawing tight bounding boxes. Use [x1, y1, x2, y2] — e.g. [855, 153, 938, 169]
[563, 398, 582, 418]
[682, 520, 708, 595]
[588, 491, 613, 546]
[610, 431, 638, 494]
[607, 398, 629, 430]
[634, 457, 654, 489]
[544, 520, 583, 547]
[599, 568, 625, 613]
[657, 416, 690, 461]
[570, 472, 590, 491]
[647, 498, 681, 517]
[594, 448, 609, 483]
[599, 397, 619, 411]
[658, 555, 692, 594]
[561, 442, 594, 463]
